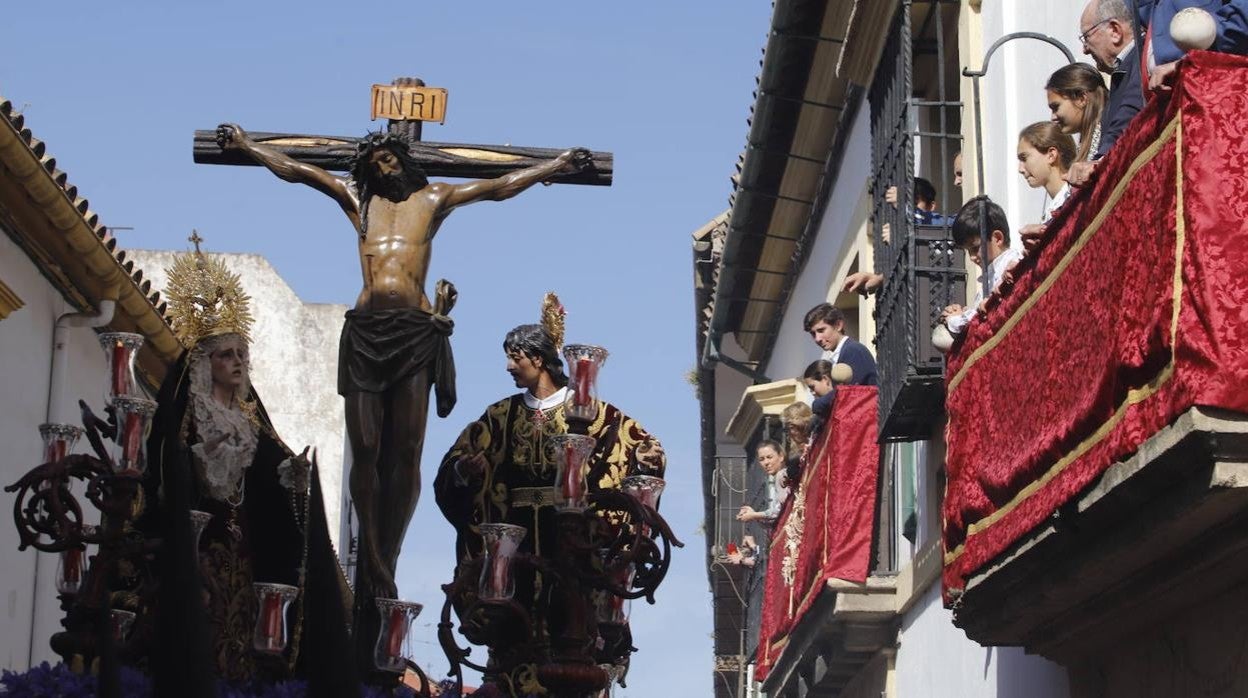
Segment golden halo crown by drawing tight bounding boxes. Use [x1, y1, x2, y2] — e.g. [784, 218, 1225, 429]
[164, 231, 253, 348]
[540, 292, 565, 349]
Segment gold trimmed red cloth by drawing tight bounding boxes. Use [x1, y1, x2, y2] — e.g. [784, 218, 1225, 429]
[754, 386, 879, 681]
[942, 52, 1248, 600]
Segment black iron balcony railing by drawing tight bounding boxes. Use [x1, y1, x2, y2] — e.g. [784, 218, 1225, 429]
[870, 0, 966, 442]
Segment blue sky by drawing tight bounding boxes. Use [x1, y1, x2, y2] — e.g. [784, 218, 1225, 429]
[2, 2, 772, 694]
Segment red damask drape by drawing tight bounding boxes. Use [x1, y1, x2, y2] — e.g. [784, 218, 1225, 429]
[942, 52, 1248, 600]
[755, 386, 879, 681]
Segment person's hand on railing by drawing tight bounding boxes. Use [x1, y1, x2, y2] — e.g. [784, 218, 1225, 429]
[736, 505, 761, 522]
[1065, 161, 1099, 188]
[999, 259, 1022, 290]
[842, 272, 884, 296]
[1150, 61, 1180, 92]
[1020, 223, 1047, 254]
[941, 304, 964, 324]
[884, 185, 899, 206]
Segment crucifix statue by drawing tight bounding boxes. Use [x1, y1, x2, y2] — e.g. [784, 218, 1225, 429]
[195, 77, 610, 679]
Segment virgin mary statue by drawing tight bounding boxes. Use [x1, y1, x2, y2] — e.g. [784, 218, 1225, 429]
[137, 240, 355, 694]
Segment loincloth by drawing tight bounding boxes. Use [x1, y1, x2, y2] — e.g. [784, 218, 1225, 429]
[337, 307, 457, 417]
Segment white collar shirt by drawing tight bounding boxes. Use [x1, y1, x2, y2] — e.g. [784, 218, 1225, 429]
[947, 247, 1025, 335]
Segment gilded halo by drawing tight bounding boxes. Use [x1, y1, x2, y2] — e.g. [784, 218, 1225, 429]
[164, 232, 253, 348]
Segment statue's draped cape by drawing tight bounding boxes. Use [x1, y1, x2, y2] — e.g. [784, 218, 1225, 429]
[137, 348, 357, 694]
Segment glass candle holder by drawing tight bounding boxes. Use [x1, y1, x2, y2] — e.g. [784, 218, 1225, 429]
[189, 510, 212, 562]
[373, 597, 423, 673]
[478, 523, 527, 601]
[98, 332, 144, 401]
[622, 475, 666, 537]
[621, 475, 665, 510]
[595, 663, 623, 698]
[110, 609, 137, 643]
[56, 547, 86, 595]
[550, 434, 596, 511]
[562, 344, 608, 422]
[39, 423, 82, 464]
[252, 582, 299, 655]
[111, 396, 156, 475]
[595, 563, 635, 624]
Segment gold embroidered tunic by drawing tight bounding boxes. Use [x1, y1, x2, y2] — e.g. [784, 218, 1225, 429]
[434, 391, 665, 572]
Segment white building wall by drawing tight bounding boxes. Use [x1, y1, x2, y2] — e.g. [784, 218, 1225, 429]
[129, 251, 349, 552]
[0, 232, 110, 670]
[975, 2, 1086, 235]
[896, 585, 1069, 698]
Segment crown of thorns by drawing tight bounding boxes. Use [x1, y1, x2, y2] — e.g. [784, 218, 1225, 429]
[355, 131, 412, 155]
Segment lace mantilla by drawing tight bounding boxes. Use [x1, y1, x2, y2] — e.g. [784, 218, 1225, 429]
[188, 335, 259, 502]
[1088, 122, 1103, 161]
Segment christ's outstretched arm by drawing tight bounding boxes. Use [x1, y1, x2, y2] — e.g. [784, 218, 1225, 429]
[216, 123, 362, 230]
[439, 147, 592, 210]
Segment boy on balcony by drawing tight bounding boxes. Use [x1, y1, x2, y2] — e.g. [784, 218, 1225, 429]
[941, 195, 1023, 336]
[803, 303, 879, 386]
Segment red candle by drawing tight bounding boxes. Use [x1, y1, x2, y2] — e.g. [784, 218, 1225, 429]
[111, 341, 128, 397]
[45, 439, 67, 464]
[562, 444, 583, 503]
[121, 412, 142, 469]
[489, 539, 507, 598]
[62, 549, 81, 586]
[263, 592, 283, 646]
[574, 358, 592, 407]
[386, 607, 406, 658]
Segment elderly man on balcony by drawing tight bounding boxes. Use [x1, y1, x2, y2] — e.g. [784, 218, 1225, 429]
[1067, 0, 1145, 185]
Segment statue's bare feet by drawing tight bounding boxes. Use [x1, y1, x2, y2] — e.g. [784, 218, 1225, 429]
[354, 536, 396, 599]
[368, 551, 397, 599]
[372, 566, 397, 601]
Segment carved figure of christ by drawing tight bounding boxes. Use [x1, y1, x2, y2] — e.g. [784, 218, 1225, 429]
[214, 123, 591, 604]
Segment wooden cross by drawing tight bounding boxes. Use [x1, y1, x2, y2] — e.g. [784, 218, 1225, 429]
[192, 77, 612, 186]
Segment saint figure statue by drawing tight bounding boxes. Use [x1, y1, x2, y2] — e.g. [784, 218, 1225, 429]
[138, 240, 354, 693]
[433, 294, 666, 638]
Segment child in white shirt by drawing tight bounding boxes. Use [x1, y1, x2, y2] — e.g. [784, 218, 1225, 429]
[941, 196, 1023, 336]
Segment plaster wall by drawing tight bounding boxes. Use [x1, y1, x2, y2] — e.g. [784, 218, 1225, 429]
[895, 584, 1069, 698]
[0, 231, 110, 670]
[972, 1, 1086, 238]
[128, 251, 349, 553]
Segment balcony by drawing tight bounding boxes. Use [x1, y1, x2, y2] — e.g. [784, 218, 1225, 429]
[941, 52, 1248, 684]
[752, 386, 894, 696]
[870, 0, 966, 441]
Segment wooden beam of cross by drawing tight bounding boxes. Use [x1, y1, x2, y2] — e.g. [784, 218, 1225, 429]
[192, 77, 612, 186]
